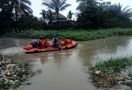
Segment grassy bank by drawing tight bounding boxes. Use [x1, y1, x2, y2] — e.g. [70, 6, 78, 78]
[5, 28, 132, 41]
[90, 57, 132, 88]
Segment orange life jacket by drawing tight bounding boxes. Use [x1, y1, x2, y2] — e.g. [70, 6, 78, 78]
[40, 39, 51, 47]
[39, 40, 46, 47]
[64, 39, 72, 45]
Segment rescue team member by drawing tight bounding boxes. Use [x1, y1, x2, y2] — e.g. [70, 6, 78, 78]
[64, 38, 72, 46]
[39, 36, 51, 48]
[52, 38, 62, 50]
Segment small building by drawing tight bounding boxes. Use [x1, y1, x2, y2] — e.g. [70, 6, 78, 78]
[43, 11, 75, 29]
[53, 13, 67, 21]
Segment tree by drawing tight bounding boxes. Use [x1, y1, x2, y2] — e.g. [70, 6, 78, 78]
[12, 0, 33, 21]
[41, 9, 47, 20]
[77, 0, 98, 28]
[0, 0, 14, 33]
[77, 0, 97, 12]
[67, 10, 73, 20]
[0, 0, 32, 33]
[40, 9, 54, 23]
[76, 0, 132, 28]
[0, 0, 32, 21]
[108, 3, 132, 21]
[42, 0, 71, 20]
[104, 3, 132, 27]
[18, 15, 47, 30]
[47, 10, 54, 23]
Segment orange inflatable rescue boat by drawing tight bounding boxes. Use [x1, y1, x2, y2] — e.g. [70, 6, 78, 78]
[24, 39, 78, 53]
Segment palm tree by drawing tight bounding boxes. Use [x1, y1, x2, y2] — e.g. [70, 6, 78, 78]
[67, 10, 73, 20]
[0, 0, 32, 17]
[41, 9, 47, 20]
[42, 0, 71, 20]
[12, 0, 33, 21]
[108, 3, 132, 21]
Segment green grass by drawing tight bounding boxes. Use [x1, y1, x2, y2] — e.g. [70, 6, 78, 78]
[90, 57, 132, 88]
[5, 28, 132, 41]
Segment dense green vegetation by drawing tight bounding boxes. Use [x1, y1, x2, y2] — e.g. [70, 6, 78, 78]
[1, 0, 132, 35]
[0, 0, 35, 34]
[5, 28, 132, 40]
[77, 0, 132, 28]
[90, 57, 132, 88]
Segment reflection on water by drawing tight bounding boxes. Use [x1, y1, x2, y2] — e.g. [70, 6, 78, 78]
[79, 36, 132, 65]
[0, 36, 132, 90]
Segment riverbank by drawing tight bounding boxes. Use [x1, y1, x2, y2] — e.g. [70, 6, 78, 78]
[4, 28, 132, 41]
[0, 54, 41, 89]
[89, 57, 132, 89]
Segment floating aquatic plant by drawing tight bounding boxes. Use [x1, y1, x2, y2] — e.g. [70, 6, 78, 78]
[89, 57, 132, 88]
[0, 54, 41, 89]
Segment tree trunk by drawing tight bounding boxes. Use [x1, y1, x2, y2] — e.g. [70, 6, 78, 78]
[56, 8, 59, 20]
[15, 7, 18, 22]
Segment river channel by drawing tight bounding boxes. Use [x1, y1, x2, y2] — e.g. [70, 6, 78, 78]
[0, 36, 132, 90]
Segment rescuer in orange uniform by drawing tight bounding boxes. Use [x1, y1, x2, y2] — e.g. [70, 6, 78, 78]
[39, 36, 51, 48]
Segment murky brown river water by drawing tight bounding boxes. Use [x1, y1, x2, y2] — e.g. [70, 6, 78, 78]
[0, 36, 132, 90]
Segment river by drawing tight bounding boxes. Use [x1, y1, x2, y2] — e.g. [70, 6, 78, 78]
[0, 36, 132, 90]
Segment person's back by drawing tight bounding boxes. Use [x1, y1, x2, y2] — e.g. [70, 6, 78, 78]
[44, 39, 51, 47]
[52, 38, 62, 49]
[39, 39, 46, 48]
[31, 40, 39, 48]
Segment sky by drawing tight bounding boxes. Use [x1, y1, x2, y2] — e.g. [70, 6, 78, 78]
[30, 0, 132, 18]
[30, 0, 78, 19]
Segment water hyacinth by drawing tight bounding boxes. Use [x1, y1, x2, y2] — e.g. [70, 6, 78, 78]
[89, 57, 132, 88]
[0, 54, 40, 89]
[95, 70, 101, 75]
